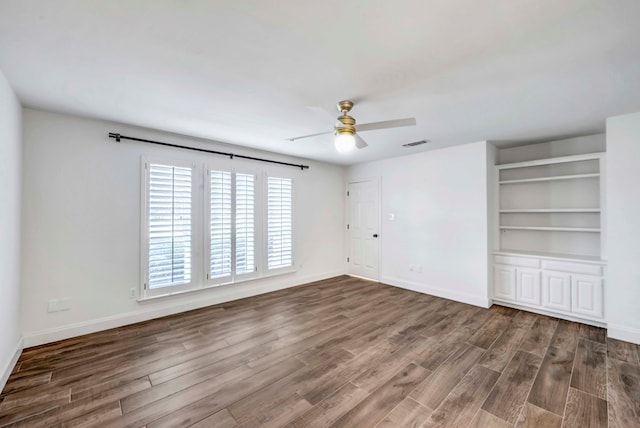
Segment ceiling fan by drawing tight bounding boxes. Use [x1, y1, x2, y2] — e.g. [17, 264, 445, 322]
[288, 100, 417, 153]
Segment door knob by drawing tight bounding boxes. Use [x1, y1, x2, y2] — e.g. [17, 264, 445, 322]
[373, 234, 378, 238]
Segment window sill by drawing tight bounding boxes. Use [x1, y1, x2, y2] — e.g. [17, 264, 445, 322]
[137, 266, 297, 302]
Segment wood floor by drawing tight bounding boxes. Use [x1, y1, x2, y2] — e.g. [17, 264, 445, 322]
[1, 276, 639, 427]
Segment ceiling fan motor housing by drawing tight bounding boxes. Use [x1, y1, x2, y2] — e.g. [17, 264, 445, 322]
[336, 100, 356, 136]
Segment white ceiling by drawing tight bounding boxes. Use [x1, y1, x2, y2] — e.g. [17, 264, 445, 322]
[1, 1, 640, 165]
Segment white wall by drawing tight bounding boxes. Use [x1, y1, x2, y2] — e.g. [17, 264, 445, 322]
[348, 141, 491, 307]
[0, 70, 23, 389]
[21, 109, 347, 346]
[606, 111, 640, 344]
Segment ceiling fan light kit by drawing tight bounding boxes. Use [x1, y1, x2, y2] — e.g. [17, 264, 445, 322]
[335, 130, 356, 153]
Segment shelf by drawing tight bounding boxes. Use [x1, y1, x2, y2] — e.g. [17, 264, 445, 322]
[497, 152, 605, 170]
[499, 226, 600, 232]
[499, 173, 599, 184]
[499, 208, 600, 213]
[494, 250, 606, 264]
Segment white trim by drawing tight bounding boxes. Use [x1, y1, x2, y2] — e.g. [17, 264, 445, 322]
[1, 337, 23, 393]
[493, 250, 606, 265]
[607, 323, 640, 345]
[381, 276, 491, 308]
[22, 270, 346, 347]
[499, 226, 600, 233]
[492, 298, 607, 328]
[498, 173, 600, 184]
[499, 209, 601, 213]
[497, 152, 605, 170]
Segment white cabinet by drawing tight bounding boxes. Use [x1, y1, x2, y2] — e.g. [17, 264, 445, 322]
[542, 271, 571, 312]
[571, 275, 604, 318]
[516, 268, 541, 305]
[493, 255, 604, 323]
[494, 265, 516, 300]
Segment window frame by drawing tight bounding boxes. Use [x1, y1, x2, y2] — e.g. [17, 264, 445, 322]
[203, 163, 261, 287]
[262, 171, 297, 277]
[140, 157, 199, 299]
[139, 156, 297, 301]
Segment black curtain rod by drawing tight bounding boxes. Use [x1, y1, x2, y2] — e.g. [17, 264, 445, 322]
[108, 133, 309, 170]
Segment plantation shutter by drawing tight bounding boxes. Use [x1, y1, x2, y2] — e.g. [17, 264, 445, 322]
[267, 176, 293, 269]
[235, 173, 255, 275]
[209, 170, 232, 279]
[147, 163, 192, 289]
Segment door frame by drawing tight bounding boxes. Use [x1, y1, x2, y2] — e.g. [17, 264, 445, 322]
[347, 177, 381, 281]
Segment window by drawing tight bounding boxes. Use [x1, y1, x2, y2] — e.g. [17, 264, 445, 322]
[267, 176, 293, 270]
[206, 168, 257, 285]
[141, 158, 294, 299]
[143, 161, 194, 295]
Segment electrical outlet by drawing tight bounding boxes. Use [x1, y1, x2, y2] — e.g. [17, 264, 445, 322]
[409, 265, 415, 272]
[129, 288, 136, 299]
[47, 299, 58, 313]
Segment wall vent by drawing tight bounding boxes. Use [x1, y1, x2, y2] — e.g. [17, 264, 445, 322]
[402, 139, 430, 147]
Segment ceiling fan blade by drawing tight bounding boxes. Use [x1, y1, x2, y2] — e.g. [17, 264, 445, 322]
[287, 129, 333, 141]
[307, 105, 342, 127]
[355, 134, 368, 149]
[356, 117, 416, 132]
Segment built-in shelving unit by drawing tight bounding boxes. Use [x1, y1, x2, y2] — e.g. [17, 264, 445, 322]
[492, 150, 607, 326]
[496, 153, 605, 259]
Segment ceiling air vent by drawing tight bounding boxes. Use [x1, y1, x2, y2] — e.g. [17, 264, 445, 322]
[402, 139, 430, 148]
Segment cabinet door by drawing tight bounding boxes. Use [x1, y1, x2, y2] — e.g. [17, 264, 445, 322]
[542, 271, 571, 312]
[516, 268, 541, 305]
[494, 265, 516, 300]
[571, 275, 604, 319]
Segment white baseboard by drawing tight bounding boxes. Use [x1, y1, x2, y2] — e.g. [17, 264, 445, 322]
[607, 323, 640, 345]
[1, 337, 23, 393]
[381, 276, 491, 308]
[23, 269, 347, 348]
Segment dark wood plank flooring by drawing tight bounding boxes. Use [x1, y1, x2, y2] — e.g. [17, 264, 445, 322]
[1, 276, 639, 427]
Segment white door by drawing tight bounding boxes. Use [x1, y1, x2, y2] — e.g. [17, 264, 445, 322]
[348, 180, 380, 280]
[493, 265, 516, 300]
[542, 271, 571, 312]
[516, 268, 541, 305]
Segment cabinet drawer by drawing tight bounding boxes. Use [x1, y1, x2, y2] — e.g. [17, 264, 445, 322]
[494, 255, 540, 268]
[541, 260, 602, 276]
